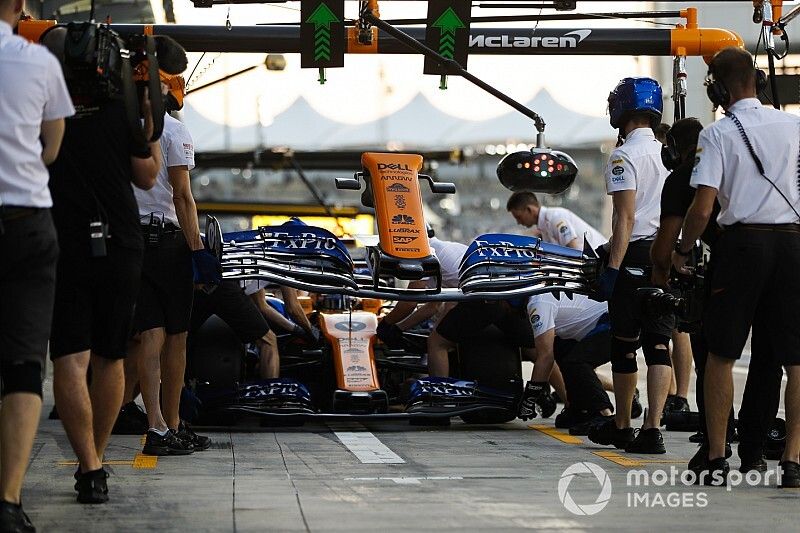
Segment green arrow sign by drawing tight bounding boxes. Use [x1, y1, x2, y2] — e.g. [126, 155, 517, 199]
[424, 1, 471, 75]
[301, 0, 344, 68]
[306, 3, 339, 61]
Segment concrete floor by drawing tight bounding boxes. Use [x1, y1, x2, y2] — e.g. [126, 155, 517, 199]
[19, 355, 797, 533]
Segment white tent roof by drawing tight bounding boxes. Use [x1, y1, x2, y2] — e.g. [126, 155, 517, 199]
[183, 89, 614, 151]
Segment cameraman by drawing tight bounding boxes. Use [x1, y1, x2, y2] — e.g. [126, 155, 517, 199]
[672, 47, 800, 487]
[128, 73, 214, 457]
[42, 28, 180, 503]
[0, 1, 73, 529]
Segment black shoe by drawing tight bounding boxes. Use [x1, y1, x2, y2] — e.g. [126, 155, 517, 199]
[689, 443, 732, 471]
[0, 501, 35, 533]
[47, 406, 59, 421]
[740, 456, 768, 474]
[779, 461, 800, 488]
[111, 402, 148, 436]
[663, 395, 690, 415]
[176, 422, 211, 451]
[689, 431, 704, 444]
[74, 468, 109, 504]
[142, 429, 194, 456]
[702, 458, 730, 486]
[554, 407, 592, 429]
[631, 389, 643, 419]
[569, 414, 613, 436]
[625, 427, 666, 454]
[588, 419, 635, 449]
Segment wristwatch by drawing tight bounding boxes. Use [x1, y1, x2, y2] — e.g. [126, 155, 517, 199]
[674, 242, 693, 257]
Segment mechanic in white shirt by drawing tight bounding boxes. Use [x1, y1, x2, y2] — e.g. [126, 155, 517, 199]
[126, 75, 216, 456]
[589, 77, 674, 455]
[519, 293, 619, 434]
[0, 5, 73, 528]
[672, 47, 800, 487]
[378, 230, 467, 345]
[506, 192, 605, 250]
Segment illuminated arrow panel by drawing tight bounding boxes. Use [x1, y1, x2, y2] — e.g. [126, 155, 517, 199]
[301, 0, 345, 68]
[424, 0, 472, 75]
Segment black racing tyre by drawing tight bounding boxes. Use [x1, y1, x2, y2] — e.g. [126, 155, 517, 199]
[186, 314, 245, 387]
[452, 325, 523, 425]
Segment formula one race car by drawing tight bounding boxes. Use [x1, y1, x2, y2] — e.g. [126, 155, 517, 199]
[185, 152, 599, 426]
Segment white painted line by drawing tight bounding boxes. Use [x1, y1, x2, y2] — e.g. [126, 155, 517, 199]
[345, 476, 463, 485]
[329, 423, 405, 464]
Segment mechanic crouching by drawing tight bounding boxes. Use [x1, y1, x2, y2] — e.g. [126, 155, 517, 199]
[520, 292, 616, 435]
[126, 71, 215, 456]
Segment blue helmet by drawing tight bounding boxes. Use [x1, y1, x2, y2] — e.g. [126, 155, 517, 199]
[607, 77, 663, 129]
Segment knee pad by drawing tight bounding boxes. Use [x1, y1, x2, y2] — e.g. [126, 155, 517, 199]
[610, 337, 640, 374]
[642, 332, 672, 367]
[0, 361, 43, 398]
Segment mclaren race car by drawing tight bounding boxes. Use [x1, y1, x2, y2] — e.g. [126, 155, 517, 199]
[184, 152, 599, 426]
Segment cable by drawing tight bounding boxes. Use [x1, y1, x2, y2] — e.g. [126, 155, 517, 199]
[725, 111, 800, 221]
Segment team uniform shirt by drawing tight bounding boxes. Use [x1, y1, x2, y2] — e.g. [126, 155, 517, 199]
[604, 128, 668, 241]
[537, 206, 606, 249]
[691, 98, 800, 225]
[527, 292, 608, 341]
[428, 237, 468, 288]
[135, 114, 195, 226]
[0, 21, 74, 208]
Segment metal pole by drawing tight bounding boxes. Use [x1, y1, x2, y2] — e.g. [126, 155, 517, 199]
[762, 2, 782, 108]
[361, 10, 546, 132]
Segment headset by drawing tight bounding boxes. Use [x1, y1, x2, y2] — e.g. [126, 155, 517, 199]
[661, 130, 681, 171]
[705, 65, 768, 111]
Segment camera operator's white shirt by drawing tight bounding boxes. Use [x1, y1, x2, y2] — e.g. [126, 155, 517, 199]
[134, 113, 195, 226]
[691, 98, 800, 225]
[0, 21, 74, 208]
[428, 236, 468, 289]
[604, 127, 668, 241]
[527, 292, 608, 341]
[536, 206, 606, 250]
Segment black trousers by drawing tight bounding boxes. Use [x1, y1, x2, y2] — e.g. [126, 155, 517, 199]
[555, 331, 614, 415]
[738, 319, 783, 460]
[691, 250, 783, 455]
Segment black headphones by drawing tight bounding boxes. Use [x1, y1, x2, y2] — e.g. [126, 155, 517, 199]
[661, 131, 682, 171]
[705, 64, 768, 110]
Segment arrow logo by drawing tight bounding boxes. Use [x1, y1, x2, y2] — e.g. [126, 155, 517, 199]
[432, 7, 465, 59]
[306, 2, 340, 62]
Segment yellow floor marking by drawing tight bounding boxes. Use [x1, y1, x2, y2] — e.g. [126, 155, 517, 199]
[529, 425, 583, 445]
[58, 460, 134, 466]
[593, 451, 645, 467]
[132, 453, 158, 469]
[57, 453, 157, 470]
[593, 451, 688, 467]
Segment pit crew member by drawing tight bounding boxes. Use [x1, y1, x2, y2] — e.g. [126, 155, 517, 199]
[128, 74, 215, 456]
[506, 191, 605, 250]
[588, 77, 673, 454]
[672, 47, 800, 486]
[0, 3, 72, 528]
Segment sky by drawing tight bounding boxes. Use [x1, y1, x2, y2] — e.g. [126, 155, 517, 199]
[158, 1, 663, 128]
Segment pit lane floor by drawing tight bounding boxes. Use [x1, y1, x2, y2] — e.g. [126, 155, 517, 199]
[21, 354, 796, 533]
